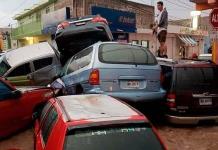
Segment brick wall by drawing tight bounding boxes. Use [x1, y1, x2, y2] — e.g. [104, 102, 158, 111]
[54, 0, 154, 29]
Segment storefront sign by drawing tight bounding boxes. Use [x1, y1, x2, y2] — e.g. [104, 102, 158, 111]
[91, 6, 136, 33]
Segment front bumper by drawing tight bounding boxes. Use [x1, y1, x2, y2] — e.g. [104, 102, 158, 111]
[166, 114, 218, 125]
[86, 88, 166, 102]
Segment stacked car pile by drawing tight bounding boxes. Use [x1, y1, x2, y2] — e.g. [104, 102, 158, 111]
[0, 16, 167, 150]
[1, 15, 218, 149]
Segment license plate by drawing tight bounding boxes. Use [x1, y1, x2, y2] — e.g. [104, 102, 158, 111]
[127, 81, 140, 88]
[199, 98, 212, 106]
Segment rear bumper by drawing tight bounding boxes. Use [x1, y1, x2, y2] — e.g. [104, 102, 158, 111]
[86, 88, 166, 102]
[166, 114, 218, 125]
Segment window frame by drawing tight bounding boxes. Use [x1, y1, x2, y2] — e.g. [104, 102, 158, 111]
[75, 47, 93, 69]
[98, 44, 157, 65]
[7, 62, 32, 77]
[64, 123, 164, 150]
[132, 40, 139, 45]
[175, 66, 218, 91]
[141, 40, 149, 48]
[0, 80, 13, 101]
[66, 47, 93, 75]
[33, 57, 53, 71]
[40, 105, 58, 146]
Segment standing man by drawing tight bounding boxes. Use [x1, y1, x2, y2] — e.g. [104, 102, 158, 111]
[153, 1, 168, 58]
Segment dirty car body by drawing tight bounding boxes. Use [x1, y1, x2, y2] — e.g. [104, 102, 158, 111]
[34, 94, 167, 150]
[0, 42, 61, 86]
[55, 15, 113, 65]
[52, 42, 166, 103]
[0, 78, 54, 138]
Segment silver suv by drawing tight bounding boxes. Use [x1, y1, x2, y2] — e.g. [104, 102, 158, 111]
[0, 42, 61, 86]
[51, 42, 166, 102]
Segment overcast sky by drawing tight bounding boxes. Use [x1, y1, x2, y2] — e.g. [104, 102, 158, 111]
[0, 0, 210, 27]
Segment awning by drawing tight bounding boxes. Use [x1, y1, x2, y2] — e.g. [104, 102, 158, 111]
[178, 35, 198, 46]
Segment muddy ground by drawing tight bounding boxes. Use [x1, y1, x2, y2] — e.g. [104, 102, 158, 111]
[1, 104, 218, 150]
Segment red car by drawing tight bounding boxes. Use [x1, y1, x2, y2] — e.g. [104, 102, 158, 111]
[34, 94, 167, 150]
[0, 78, 54, 138]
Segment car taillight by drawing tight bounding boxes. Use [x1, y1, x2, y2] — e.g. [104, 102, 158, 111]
[167, 93, 176, 110]
[152, 127, 168, 150]
[92, 16, 108, 24]
[57, 21, 70, 30]
[89, 69, 100, 85]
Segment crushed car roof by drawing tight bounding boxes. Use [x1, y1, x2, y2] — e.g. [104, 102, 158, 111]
[5, 42, 55, 67]
[57, 94, 145, 123]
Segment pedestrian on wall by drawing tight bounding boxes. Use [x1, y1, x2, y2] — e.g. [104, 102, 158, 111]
[153, 1, 168, 58]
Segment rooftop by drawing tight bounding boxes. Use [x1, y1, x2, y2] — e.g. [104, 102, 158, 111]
[58, 94, 145, 123]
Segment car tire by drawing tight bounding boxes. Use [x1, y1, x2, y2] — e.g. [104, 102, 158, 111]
[75, 85, 84, 94]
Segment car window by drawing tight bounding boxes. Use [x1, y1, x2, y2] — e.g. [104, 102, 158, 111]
[41, 106, 58, 144]
[66, 57, 79, 75]
[66, 47, 93, 75]
[99, 44, 157, 65]
[7, 63, 31, 77]
[0, 81, 12, 100]
[64, 125, 164, 150]
[75, 47, 93, 69]
[176, 67, 218, 91]
[40, 102, 52, 123]
[33, 57, 53, 71]
[0, 60, 10, 76]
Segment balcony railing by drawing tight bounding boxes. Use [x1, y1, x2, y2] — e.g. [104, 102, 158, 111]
[12, 21, 42, 39]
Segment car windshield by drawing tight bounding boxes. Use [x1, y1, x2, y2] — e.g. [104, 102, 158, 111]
[0, 57, 10, 76]
[64, 125, 164, 150]
[99, 43, 157, 65]
[176, 67, 218, 91]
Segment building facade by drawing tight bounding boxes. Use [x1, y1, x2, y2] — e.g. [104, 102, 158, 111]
[12, 0, 57, 47]
[12, 0, 154, 48]
[0, 28, 17, 51]
[170, 16, 215, 54]
[13, 0, 207, 59]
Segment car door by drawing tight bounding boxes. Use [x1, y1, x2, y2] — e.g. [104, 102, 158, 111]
[0, 80, 23, 137]
[32, 57, 55, 85]
[6, 62, 33, 86]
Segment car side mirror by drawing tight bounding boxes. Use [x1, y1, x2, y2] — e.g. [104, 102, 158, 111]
[11, 90, 22, 99]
